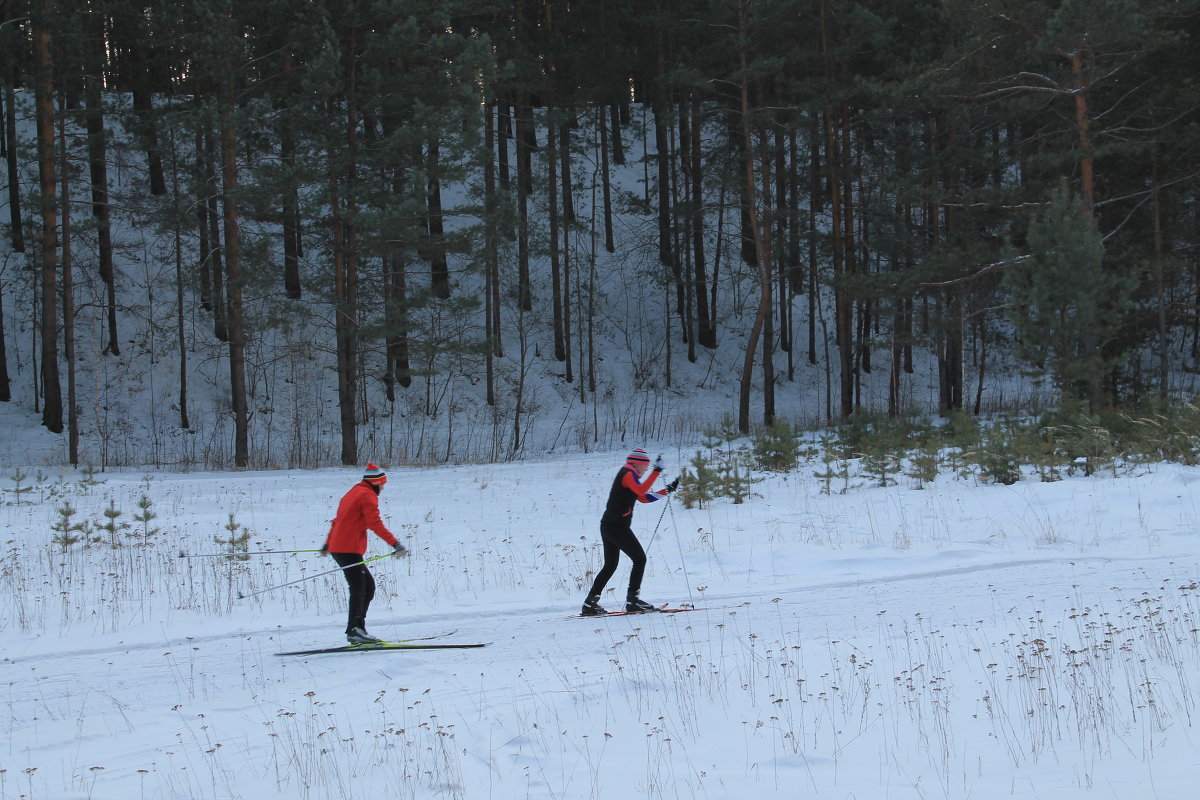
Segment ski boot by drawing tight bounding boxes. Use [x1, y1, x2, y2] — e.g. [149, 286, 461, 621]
[625, 595, 658, 613]
[581, 595, 607, 616]
[346, 626, 383, 645]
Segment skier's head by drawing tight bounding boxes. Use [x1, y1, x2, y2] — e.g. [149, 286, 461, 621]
[363, 463, 388, 488]
[625, 448, 651, 475]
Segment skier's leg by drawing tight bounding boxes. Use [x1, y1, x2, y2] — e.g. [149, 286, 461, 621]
[331, 552, 369, 632]
[621, 534, 648, 599]
[360, 566, 376, 627]
[587, 536, 621, 599]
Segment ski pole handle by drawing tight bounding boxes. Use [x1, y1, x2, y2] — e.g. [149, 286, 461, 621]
[235, 552, 393, 600]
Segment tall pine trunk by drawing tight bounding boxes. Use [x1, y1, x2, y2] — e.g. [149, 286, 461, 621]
[219, 100, 249, 467]
[427, 138, 449, 299]
[3, 35, 24, 254]
[84, 2, 118, 356]
[483, 102, 499, 406]
[33, 1, 63, 434]
[60, 105, 78, 464]
[735, 2, 772, 435]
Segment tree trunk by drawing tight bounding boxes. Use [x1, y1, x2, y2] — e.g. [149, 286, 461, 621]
[677, 98, 696, 361]
[483, 102, 499, 407]
[84, 1, 118, 355]
[334, 29, 361, 464]
[0, 279, 9, 401]
[279, 85, 302, 299]
[172, 159, 190, 430]
[130, 36, 166, 199]
[4, 67, 23, 253]
[559, 114, 574, 383]
[33, 2, 63, 434]
[219, 99, 249, 467]
[757, 126, 776, 427]
[560, 119, 575, 223]
[332, 177, 356, 464]
[548, 120, 566, 361]
[599, 102, 614, 253]
[807, 113, 820, 366]
[692, 95, 716, 349]
[1069, 53, 1096, 215]
[735, 1, 772, 435]
[132, 94, 166, 195]
[59, 106, 78, 464]
[427, 138, 450, 298]
[609, 103, 625, 166]
[823, 105, 852, 420]
[195, 128, 214, 313]
[515, 92, 532, 310]
[652, 94, 673, 271]
[1152, 148, 1168, 398]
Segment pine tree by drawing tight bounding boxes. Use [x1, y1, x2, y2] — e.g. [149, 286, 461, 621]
[1005, 184, 1138, 410]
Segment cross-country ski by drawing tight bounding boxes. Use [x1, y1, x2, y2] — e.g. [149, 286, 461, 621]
[276, 640, 490, 656]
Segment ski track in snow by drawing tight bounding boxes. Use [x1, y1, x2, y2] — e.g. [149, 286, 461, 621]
[6, 550, 1184, 666]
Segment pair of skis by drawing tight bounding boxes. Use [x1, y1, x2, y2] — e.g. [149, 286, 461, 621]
[278, 604, 700, 655]
[276, 630, 489, 656]
[568, 603, 697, 619]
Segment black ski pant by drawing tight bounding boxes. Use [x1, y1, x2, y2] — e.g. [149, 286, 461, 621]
[587, 518, 647, 600]
[331, 551, 376, 632]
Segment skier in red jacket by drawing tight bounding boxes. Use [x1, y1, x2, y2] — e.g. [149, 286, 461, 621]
[322, 464, 407, 644]
[581, 449, 678, 615]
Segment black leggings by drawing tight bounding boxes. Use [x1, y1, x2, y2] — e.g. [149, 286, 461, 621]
[587, 519, 647, 599]
[331, 552, 376, 632]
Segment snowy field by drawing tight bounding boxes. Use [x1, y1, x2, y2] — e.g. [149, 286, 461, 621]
[2, 452, 1199, 799]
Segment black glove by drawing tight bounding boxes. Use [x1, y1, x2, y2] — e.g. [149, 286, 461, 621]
[392, 543, 409, 558]
[666, 477, 679, 494]
[653, 455, 666, 472]
[320, 543, 329, 556]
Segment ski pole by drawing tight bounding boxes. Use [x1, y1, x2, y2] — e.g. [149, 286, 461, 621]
[235, 552, 393, 600]
[644, 494, 672, 554]
[179, 549, 325, 558]
[667, 496, 695, 608]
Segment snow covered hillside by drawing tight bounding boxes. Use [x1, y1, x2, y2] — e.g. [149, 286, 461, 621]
[3, 453, 1199, 799]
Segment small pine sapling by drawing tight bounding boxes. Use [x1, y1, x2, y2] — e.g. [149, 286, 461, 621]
[716, 450, 760, 504]
[96, 498, 129, 548]
[860, 448, 901, 488]
[751, 420, 803, 472]
[905, 444, 941, 489]
[50, 502, 90, 550]
[676, 451, 720, 509]
[813, 434, 851, 495]
[131, 494, 161, 545]
[6, 469, 34, 505]
[78, 464, 104, 488]
[215, 513, 252, 560]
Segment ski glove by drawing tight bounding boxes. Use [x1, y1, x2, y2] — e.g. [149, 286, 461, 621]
[392, 543, 409, 558]
[653, 455, 666, 472]
[320, 543, 329, 556]
[665, 477, 680, 494]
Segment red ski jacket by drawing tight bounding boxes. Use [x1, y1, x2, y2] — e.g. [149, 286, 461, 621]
[325, 482, 398, 555]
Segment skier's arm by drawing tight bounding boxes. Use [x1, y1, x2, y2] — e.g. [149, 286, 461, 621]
[621, 469, 661, 503]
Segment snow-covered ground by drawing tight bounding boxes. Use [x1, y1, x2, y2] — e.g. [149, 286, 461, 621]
[3, 451, 1199, 799]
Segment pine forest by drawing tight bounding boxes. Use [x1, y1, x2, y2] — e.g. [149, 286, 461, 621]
[1, 0, 1198, 469]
